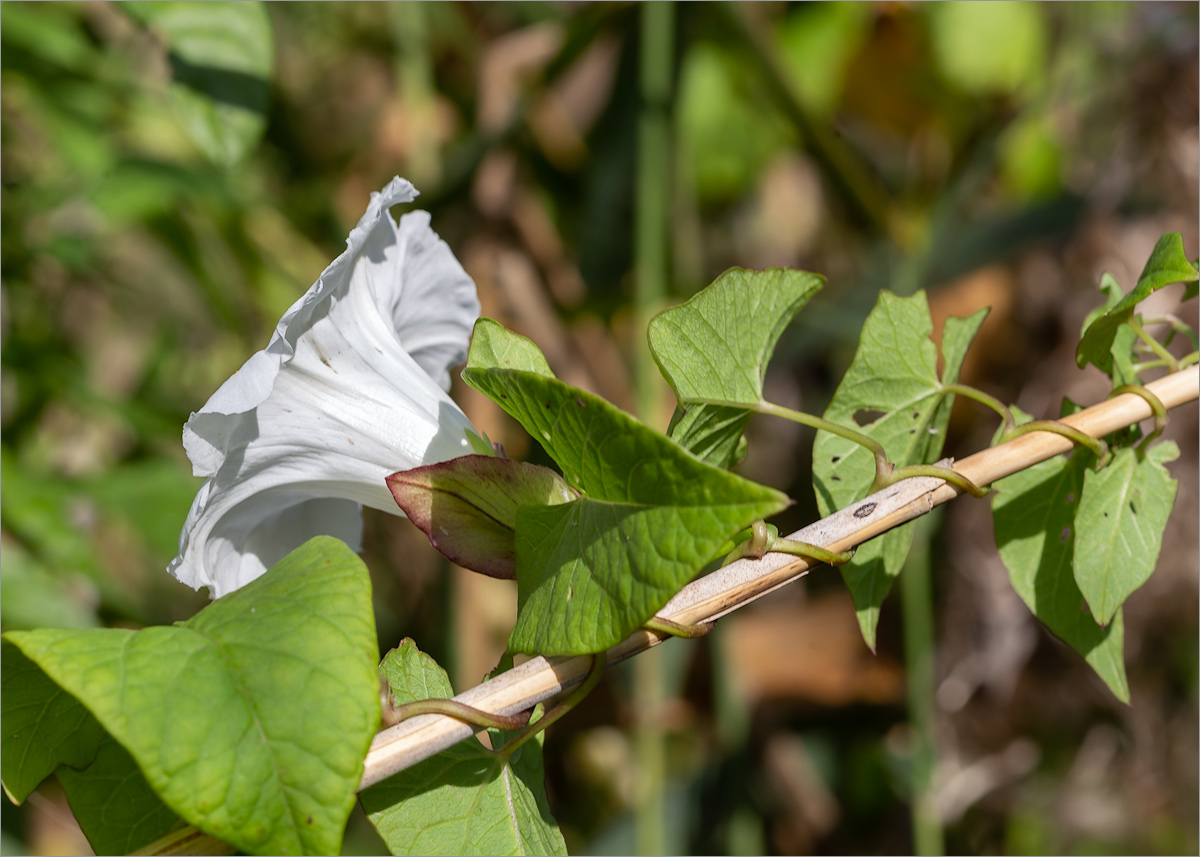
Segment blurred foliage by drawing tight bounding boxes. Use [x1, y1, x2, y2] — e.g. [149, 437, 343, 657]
[2, 2, 1197, 855]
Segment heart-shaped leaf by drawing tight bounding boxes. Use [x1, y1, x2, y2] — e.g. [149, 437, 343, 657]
[388, 456, 579, 580]
[812, 292, 986, 649]
[3, 536, 380, 855]
[648, 267, 823, 467]
[362, 640, 566, 856]
[1076, 232, 1198, 373]
[463, 320, 790, 654]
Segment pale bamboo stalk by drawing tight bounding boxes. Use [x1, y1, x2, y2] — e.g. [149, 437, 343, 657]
[359, 366, 1198, 790]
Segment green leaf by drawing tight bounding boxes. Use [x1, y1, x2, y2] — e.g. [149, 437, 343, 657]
[463, 318, 555, 378]
[1081, 273, 1139, 385]
[387, 456, 579, 580]
[812, 292, 986, 648]
[1076, 233, 1199, 372]
[1074, 443, 1179, 626]
[648, 267, 824, 467]
[992, 408, 1128, 702]
[1, 639, 105, 804]
[362, 641, 566, 856]
[57, 738, 181, 856]
[3, 537, 380, 855]
[121, 1, 273, 166]
[464, 319, 790, 655]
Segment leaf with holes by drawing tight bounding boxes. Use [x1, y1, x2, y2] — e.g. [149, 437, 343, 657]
[648, 267, 824, 467]
[388, 456, 579, 580]
[463, 319, 790, 655]
[3, 537, 380, 855]
[812, 291, 986, 649]
[1076, 232, 1198, 373]
[1074, 443, 1179, 627]
[362, 640, 566, 856]
[992, 407, 1128, 702]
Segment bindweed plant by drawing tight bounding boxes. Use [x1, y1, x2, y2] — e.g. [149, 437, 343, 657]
[2, 184, 1197, 856]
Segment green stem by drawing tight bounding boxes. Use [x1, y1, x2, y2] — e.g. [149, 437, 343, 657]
[889, 464, 989, 498]
[722, 520, 776, 565]
[1111, 384, 1168, 452]
[387, 698, 532, 732]
[495, 653, 608, 759]
[1179, 351, 1199, 369]
[901, 513, 944, 856]
[644, 615, 715, 639]
[751, 399, 893, 488]
[769, 538, 855, 566]
[1128, 318, 1179, 373]
[940, 382, 1014, 430]
[999, 420, 1106, 459]
[1133, 359, 1172, 375]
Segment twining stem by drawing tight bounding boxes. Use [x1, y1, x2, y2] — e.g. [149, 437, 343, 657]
[644, 615, 715, 639]
[1129, 318, 1179, 373]
[1180, 352, 1199, 369]
[386, 698, 532, 732]
[1111, 384, 1167, 451]
[940, 382, 1014, 429]
[494, 652, 607, 759]
[889, 464, 988, 498]
[722, 520, 854, 567]
[999, 420, 1107, 459]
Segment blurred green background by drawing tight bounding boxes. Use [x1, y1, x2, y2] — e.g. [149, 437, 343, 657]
[2, 2, 1197, 854]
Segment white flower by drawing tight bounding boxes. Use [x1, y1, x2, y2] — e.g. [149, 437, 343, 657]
[168, 177, 480, 598]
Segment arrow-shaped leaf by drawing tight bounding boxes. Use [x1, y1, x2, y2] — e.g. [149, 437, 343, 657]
[1074, 442, 1179, 626]
[648, 267, 824, 467]
[812, 291, 987, 649]
[463, 320, 790, 654]
[992, 407, 1128, 702]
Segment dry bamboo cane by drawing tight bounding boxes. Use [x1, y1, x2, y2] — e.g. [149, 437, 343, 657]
[359, 366, 1199, 790]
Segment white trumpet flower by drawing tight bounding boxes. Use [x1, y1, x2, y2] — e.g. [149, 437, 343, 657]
[169, 177, 480, 598]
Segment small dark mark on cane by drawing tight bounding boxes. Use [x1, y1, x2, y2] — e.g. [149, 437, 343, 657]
[853, 502, 877, 518]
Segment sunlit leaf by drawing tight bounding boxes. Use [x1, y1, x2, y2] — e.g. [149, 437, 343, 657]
[388, 456, 579, 580]
[1074, 443, 1179, 627]
[992, 408, 1128, 702]
[464, 320, 789, 655]
[812, 292, 986, 649]
[363, 640, 566, 856]
[3, 537, 379, 855]
[1076, 233, 1198, 373]
[648, 267, 823, 467]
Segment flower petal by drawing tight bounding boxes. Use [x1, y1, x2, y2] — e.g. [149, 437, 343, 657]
[169, 178, 479, 597]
